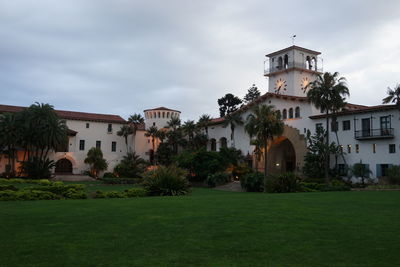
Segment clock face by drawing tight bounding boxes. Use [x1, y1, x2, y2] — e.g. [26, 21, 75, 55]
[301, 77, 310, 93]
[274, 78, 287, 94]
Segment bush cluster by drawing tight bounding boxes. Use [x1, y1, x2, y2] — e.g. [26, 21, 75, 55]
[300, 180, 350, 192]
[265, 173, 301, 193]
[0, 178, 52, 185]
[206, 172, 231, 188]
[100, 177, 141, 184]
[0, 190, 60, 201]
[93, 188, 148, 199]
[241, 172, 264, 192]
[142, 165, 190, 196]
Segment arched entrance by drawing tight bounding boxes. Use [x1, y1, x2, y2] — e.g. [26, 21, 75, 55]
[55, 158, 73, 174]
[267, 137, 296, 174]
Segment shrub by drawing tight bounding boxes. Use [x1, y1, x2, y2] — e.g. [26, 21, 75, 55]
[114, 152, 147, 178]
[265, 173, 301, 193]
[103, 191, 127, 198]
[206, 172, 231, 188]
[0, 190, 60, 201]
[0, 178, 52, 185]
[64, 188, 87, 199]
[19, 157, 55, 179]
[102, 172, 117, 178]
[100, 177, 141, 184]
[84, 147, 108, 178]
[143, 165, 190, 196]
[28, 184, 85, 196]
[0, 185, 18, 191]
[94, 190, 106, 198]
[299, 182, 321, 192]
[124, 188, 147, 197]
[319, 180, 351, 191]
[388, 165, 400, 185]
[241, 172, 264, 192]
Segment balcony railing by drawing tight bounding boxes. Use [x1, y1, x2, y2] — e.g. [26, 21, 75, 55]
[354, 128, 394, 140]
[264, 62, 323, 75]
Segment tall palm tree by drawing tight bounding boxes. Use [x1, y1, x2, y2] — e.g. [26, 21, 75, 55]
[145, 126, 159, 164]
[167, 117, 181, 130]
[197, 114, 212, 136]
[127, 113, 145, 151]
[245, 104, 284, 190]
[0, 113, 19, 175]
[223, 113, 243, 147]
[382, 84, 400, 109]
[306, 72, 349, 182]
[182, 120, 197, 143]
[117, 125, 134, 152]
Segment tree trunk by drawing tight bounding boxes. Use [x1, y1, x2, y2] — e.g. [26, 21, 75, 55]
[263, 141, 268, 192]
[325, 112, 330, 184]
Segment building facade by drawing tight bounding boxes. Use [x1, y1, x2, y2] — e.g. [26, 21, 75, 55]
[0, 45, 398, 180]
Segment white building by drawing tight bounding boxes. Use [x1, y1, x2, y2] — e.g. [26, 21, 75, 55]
[0, 45, 398, 180]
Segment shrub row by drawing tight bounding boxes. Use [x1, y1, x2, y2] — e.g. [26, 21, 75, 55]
[94, 188, 148, 199]
[100, 177, 141, 184]
[0, 178, 52, 185]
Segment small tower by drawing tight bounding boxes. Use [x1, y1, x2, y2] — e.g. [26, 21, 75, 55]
[143, 107, 181, 129]
[264, 45, 323, 97]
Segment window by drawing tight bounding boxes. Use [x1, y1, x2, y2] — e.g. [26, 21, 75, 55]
[372, 144, 376, 153]
[284, 54, 289, 69]
[338, 164, 347, 176]
[107, 124, 112, 133]
[210, 139, 216, 151]
[347, 145, 351, 154]
[96, 141, 101, 149]
[380, 164, 389, 177]
[162, 112, 165, 118]
[86, 123, 90, 129]
[79, 140, 85, 151]
[111, 141, 117, 152]
[355, 144, 359, 153]
[380, 116, 391, 135]
[289, 108, 293, 119]
[316, 123, 323, 131]
[342, 120, 350, 131]
[295, 107, 300, 118]
[282, 109, 287, 119]
[153, 122, 156, 126]
[220, 137, 227, 149]
[389, 144, 396, 153]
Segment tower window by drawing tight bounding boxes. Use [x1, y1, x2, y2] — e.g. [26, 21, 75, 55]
[277, 57, 283, 70]
[284, 54, 289, 69]
[288, 108, 293, 119]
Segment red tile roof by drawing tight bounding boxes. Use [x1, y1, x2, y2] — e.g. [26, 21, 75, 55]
[309, 104, 398, 119]
[0, 104, 126, 124]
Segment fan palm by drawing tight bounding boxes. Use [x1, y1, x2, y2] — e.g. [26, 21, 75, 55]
[382, 84, 400, 109]
[117, 125, 134, 152]
[197, 114, 212, 136]
[245, 104, 284, 189]
[306, 72, 349, 182]
[145, 126, 159, 154]
[223, 113, 243, 147]
[0, 113, 19, 174]
[182, 120, 197, 143]
[167, 117, 181, 130]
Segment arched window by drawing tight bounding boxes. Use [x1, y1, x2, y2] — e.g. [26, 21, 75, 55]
[153, 112, 156, 118]
[295, 107, 300, 118]
[162, 112, 165, 118]
[149, 113, 152, 119]
[282, 109, 287, 119]
[289, 108, 293, 119]
[306, 56, 311, 69]
[284, 54, 289, 69]
[311, 57, 316, 71]
[167, 112, 170, 118]
[277, 56, 283, 70]
[220, 137, 227, 149]
[210, 139, 217, 151]
[158, 112, 161, 118]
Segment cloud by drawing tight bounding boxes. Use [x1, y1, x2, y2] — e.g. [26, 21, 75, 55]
[0, 0, 399, 120]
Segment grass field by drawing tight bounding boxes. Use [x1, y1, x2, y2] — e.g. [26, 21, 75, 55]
[1, 189, 399, 266]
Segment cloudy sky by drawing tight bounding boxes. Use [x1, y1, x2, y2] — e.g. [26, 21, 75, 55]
[1, 0, 399, 121]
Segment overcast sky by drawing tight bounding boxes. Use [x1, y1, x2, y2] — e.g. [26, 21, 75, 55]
[1, 0, 399, 121]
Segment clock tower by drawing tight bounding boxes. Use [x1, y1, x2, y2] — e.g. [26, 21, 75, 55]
[264, 46, 323, 97]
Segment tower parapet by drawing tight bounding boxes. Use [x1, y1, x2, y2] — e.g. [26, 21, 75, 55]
[143, 107, 180, 129]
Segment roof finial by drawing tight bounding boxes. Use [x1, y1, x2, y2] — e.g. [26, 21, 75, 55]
[292, 34, 296, 45]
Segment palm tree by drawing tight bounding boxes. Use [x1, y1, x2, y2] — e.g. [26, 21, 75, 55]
[306, 72, 349, 182]
[182, 120, 197, 143]
[0, 113, 19, 175]
[84, 147, 108, 178]
[197, 114, 212, 136]
[127, 113, 144, 151]
[250, 139, 262, 171]
[167, 117, 181, 130]
[382, 84, 400, 109]
[117, 125, 134, 152]
[245, 104, 284, 190]
[145, 125, 159, 164]
[223, 113, 243, 147]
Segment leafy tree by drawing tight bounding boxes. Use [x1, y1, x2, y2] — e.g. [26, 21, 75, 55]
[218, 93, 242, 117]
[223, 113, 243, 147]
[156, 143, 174, 166]
[84, 147, 108, 178]
[117, 125, 133, 152]
[245, 105, 284, 189]
[382, 83, 400, 109]
[306, 72, 349, 182]
[243, 84, 261, 104]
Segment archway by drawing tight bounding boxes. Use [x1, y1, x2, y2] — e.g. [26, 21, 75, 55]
[55, 158, 73, 174]
[267, 137, 296, 175]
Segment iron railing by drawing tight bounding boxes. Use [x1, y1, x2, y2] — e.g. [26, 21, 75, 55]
[354, 128, 394, 140]
[264, 61, 323, 75]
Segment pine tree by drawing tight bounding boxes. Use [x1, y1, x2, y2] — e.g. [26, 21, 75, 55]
[243, 84, 261, 104]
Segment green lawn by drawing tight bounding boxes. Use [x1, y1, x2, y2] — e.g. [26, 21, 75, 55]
[1, 189, 399, 266]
